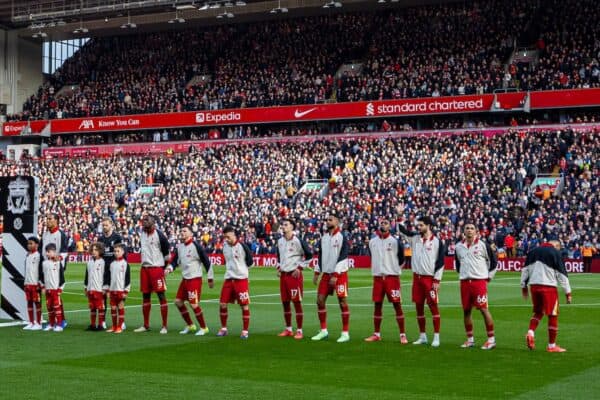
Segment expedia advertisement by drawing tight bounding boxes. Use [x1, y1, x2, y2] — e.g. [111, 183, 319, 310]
[0, 176, 39, 234]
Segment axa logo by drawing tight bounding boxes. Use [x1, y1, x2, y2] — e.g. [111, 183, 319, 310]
[366, 103, 375, 116]
[78, 120, 95, 130]
[195, 112, 205, 123]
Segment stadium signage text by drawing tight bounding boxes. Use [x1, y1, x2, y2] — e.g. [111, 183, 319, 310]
[64, 253, 597, 273]
[3, 125, 25, 133]
[369, 99, 485, 116]
[195, 111, 242, 124]
[4, 88, 600, 136]
[494, 259, 585, 273]
[78, 118, 141, 130]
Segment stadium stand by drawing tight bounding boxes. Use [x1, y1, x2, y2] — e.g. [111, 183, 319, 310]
[1, 127, 597, 258]
[7, 0, 599, 121]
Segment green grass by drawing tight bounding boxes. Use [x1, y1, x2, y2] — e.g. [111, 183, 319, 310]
[1, 265, 599, 399]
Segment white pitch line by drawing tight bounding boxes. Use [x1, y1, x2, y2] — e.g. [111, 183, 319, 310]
[62, 286, 375, 303]
[490, 283, 600, 290]
[243, 302, 600, 308]
[0, 321, 27, 327]
[50, 275, 600, 315]
[60, 277, 556, 304]
[61, 290, 146, 301]
[58, 301, 600, 315]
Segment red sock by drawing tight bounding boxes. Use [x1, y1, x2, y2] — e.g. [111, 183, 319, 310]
[98, 308, 105, 327]
[282, 302, 292, 327]
[242, 308, 250, 331]
[293, 302, 303, 330]
[373, 302, 383, 333]
[465, 322, 474, 338]
[54, 304, 63, 326]
[429, 303, 441, 333]
[393, 303, 405, 334]
[220, 307, 228, 328]
[159, 298, 169, 328]
[90, 309, 97, 326]
[548, 315, 558, 344]
[118, 308, 125, 328]
[142, 298, 151, 328]
[60, 303, 65, 321]
[416, 303, 426, 333]
[194, 307, 207, 329]
[111, 307, 118, 327]
[341, 303, 350, 332]
[35, 302, 42, 324]
[47, 302, 55, 326]
[318, 305, 327, 330]
[486, 322, 495, 338]
[177, 304, 193, 325]
[529, 313, 543, 332]
[27, 302, 34, 323]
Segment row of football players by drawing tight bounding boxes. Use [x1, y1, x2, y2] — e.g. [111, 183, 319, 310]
[22, 212, 573, 351]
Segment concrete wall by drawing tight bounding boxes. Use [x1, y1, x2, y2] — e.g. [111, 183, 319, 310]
[0, 30, 43, 115]
[16, 35, 43, 114]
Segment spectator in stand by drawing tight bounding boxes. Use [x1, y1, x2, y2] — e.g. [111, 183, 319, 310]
[504, 233, 516, 258]
[582, 240, 596, 273]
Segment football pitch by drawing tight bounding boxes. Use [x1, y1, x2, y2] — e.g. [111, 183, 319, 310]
[1, 265, 599, 400]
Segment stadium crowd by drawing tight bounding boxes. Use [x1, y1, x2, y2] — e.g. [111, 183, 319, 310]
[0, 127, 598, 259]
[336, 0, 530, 101]
[7, 0, 599, 122]
[511, 0, 600, 92]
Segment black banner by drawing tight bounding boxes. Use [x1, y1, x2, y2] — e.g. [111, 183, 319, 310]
[0, 176, 38, 233]
[1, 175, 39, 321]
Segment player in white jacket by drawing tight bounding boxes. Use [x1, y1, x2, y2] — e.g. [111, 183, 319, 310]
[364, 218, 408, 343]
[166, 226, 214, 336]
[396, 205, 446, 347]
[23, 237, 43, 330]
[311, 213, 351, 343]
[455, 223, 498, 350]
[84, 242, 107, 331]
[276, 218, 313, 339]
[521, 240, 572, 352]
[106, 244, 131, 334]
[217, 226, 253, 339]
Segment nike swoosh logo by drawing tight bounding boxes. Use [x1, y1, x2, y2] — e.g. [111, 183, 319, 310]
[294, 108, 318, 118]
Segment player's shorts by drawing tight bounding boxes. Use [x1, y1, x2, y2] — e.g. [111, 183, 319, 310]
[412, 273, 438, 305]
[530, 284, 559, 316]
[372, 275, 402, 303]
[140, 266, 167, 293]
[280, 270, 304, 302]
[45, 289, 62, 308]
[176, 277, 203, 305]
[220, 279, 250, 305]
[317, 272, 348, 298]
[460, 279, 488, 310]
[87, 290, 105, 310]
[25, 284, 40, 302]
[109, 291, 127, 305]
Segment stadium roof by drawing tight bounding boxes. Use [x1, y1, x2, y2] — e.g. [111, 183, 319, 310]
[1, 0, 460, 39]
